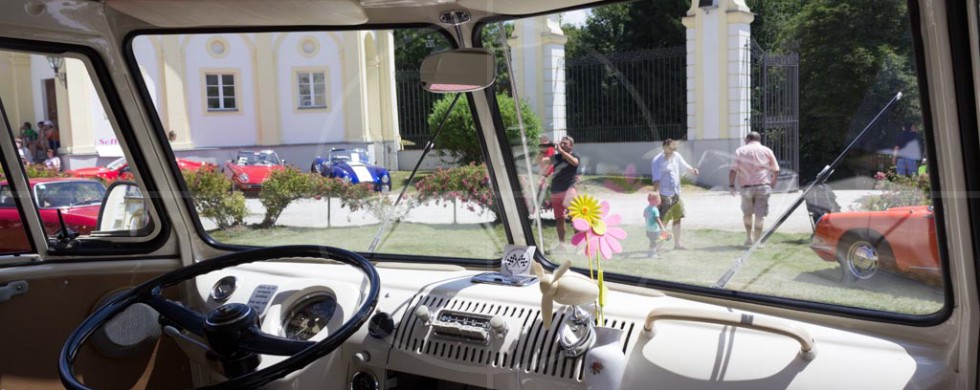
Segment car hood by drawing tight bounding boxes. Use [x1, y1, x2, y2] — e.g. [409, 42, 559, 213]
[332, 161, 383, 182]
[228, 164, 284, 183]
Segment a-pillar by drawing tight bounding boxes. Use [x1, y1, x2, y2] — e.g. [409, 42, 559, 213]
[507, 15, 567, 143]
[682, 0, 753, 188]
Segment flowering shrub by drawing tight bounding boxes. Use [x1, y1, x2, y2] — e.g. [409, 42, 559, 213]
[260, 169, 376, 228]
[183, 166, 246, 229]
[858, 170, 931, 211]
[25, 164, 69, 179]
[414, 164, 495, 218]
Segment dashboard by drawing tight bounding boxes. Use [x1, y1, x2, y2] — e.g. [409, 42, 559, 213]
[183, 260, 924, 390]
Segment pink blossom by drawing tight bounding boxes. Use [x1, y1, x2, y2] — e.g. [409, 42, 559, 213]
[570, 203, 627, 260]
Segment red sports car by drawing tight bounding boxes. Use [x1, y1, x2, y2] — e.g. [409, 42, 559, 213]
[224, 150, 286, 192]
[67, 157, 209, 181]
[0, 178, 105, 252]
[810, 205, 940, 285]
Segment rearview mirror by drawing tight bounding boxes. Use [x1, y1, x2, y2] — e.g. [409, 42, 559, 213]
[420, 49, 496, 93]
[93, 181, 152, 237]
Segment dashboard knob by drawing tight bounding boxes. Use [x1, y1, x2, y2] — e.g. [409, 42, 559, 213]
[353, 351, 371, 363]
[368, 312, 394, 339]
[414, 305, 431, 324]
[490, 315, 508, 336]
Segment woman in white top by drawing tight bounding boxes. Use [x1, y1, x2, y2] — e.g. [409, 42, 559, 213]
[44, 149, 61, 171]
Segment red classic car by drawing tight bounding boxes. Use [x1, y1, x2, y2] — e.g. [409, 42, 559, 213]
[810, 205, 940, 285]
[66, 157, 209, 181]
[224, 150, 286, 192]
[0, 178, 105, 253]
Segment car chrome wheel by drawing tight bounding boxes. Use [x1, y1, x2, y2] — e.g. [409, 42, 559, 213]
[844, 240, 879, 280]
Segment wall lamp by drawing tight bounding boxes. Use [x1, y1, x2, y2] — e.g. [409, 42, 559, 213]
[46, 55, 66, 87]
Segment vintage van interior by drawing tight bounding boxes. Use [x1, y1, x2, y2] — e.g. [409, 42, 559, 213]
[0, 0, 977, 389]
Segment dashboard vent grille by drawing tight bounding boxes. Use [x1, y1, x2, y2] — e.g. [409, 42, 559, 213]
[394, 294, 635, 381]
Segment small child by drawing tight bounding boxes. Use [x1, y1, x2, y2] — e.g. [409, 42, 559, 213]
[643, 193, 669, 257]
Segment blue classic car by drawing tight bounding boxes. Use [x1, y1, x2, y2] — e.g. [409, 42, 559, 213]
[311, 148, 391, 191]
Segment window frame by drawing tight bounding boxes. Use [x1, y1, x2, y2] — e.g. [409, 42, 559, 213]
[294, 68, 329, 110]
[471, 1, 954, 325]
[202, 70, 240, 112]
[0, 39, 172, 258]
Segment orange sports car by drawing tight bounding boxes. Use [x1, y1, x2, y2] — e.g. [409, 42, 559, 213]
[810, 205, 941, 285]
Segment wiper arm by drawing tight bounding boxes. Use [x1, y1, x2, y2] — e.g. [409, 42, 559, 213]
[713, 91, 904, 289]
[367, 93, 463, 254]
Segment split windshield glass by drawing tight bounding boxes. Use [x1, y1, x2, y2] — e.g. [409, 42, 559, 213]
[131, 29, 508, 260]
[490, 0, 943, 316]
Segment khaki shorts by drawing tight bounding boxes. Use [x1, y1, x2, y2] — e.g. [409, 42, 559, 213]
[740, 184, 771, 217]
[659, 194, 685, 223]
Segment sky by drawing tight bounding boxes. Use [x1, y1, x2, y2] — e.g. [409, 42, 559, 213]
[560, 9, 590, 27]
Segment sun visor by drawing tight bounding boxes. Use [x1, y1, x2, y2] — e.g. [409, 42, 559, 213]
[105, 0, 368, 28]
[457, 0, 598, 15]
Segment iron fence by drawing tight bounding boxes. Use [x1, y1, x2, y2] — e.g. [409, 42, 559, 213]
[565, 46, 688, 143]
[749, 40, 800, 174]
[395, 70, 440, 150]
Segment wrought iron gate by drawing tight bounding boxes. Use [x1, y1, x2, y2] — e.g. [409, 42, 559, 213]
[749, 40, 800, 174]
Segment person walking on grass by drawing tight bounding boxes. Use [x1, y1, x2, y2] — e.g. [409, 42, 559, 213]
[643, 193, 669, 258]
[729, 131, 780, 246]
[651, 138, 698, 250]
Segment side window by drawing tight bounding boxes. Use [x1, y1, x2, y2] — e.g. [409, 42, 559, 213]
[296, 70, 328, 109]
[205, 73, 238, 111]
[0, 47, 159, 252]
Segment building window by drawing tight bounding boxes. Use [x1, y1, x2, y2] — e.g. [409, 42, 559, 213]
[297, 71, 327, 109]
[206, 73, 237, 111]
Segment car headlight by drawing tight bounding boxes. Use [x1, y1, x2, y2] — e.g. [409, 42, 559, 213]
[238, 173, 249, 182]
[381, 174, 390, 183]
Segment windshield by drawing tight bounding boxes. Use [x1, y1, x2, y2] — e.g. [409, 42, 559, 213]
[35, 181, 106, 208]
[236, 151, 281, 166]
[105, 157, 127, 171]
[132, 0, 945, 317]
[329, 149, 368, 164]
[133, 29, 506, 260]
[490, 0, 942, 317]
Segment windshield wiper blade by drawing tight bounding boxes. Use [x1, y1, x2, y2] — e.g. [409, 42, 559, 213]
[367, 93, 463, 254]
[713, 91, 904, 289]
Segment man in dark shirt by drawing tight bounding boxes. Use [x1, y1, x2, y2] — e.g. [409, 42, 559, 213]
[893, 122, 923, 176]
[540, 136, 580, 250]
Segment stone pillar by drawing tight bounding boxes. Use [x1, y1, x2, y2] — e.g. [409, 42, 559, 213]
[507, 15, 567, 142]
[161, 36, 193, 150]
[376, 30, 400, 170]
[253, 33, 281, 146]
[341, 31, 367, 144]
[682, 0, 753, 188]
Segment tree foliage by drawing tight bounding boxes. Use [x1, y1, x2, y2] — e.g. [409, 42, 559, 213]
[784, 0, 918, 176]
[564, 1, 688, 59]
[427, 93, 541, 165]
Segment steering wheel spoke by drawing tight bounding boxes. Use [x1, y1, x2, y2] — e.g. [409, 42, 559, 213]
[241, 326, 315, 356]
[146, 293, 206, 336]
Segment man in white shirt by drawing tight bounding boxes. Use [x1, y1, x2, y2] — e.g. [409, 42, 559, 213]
[651, 138, 699, 250]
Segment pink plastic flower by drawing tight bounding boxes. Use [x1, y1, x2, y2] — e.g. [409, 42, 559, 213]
[571, 202, 627, 260]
